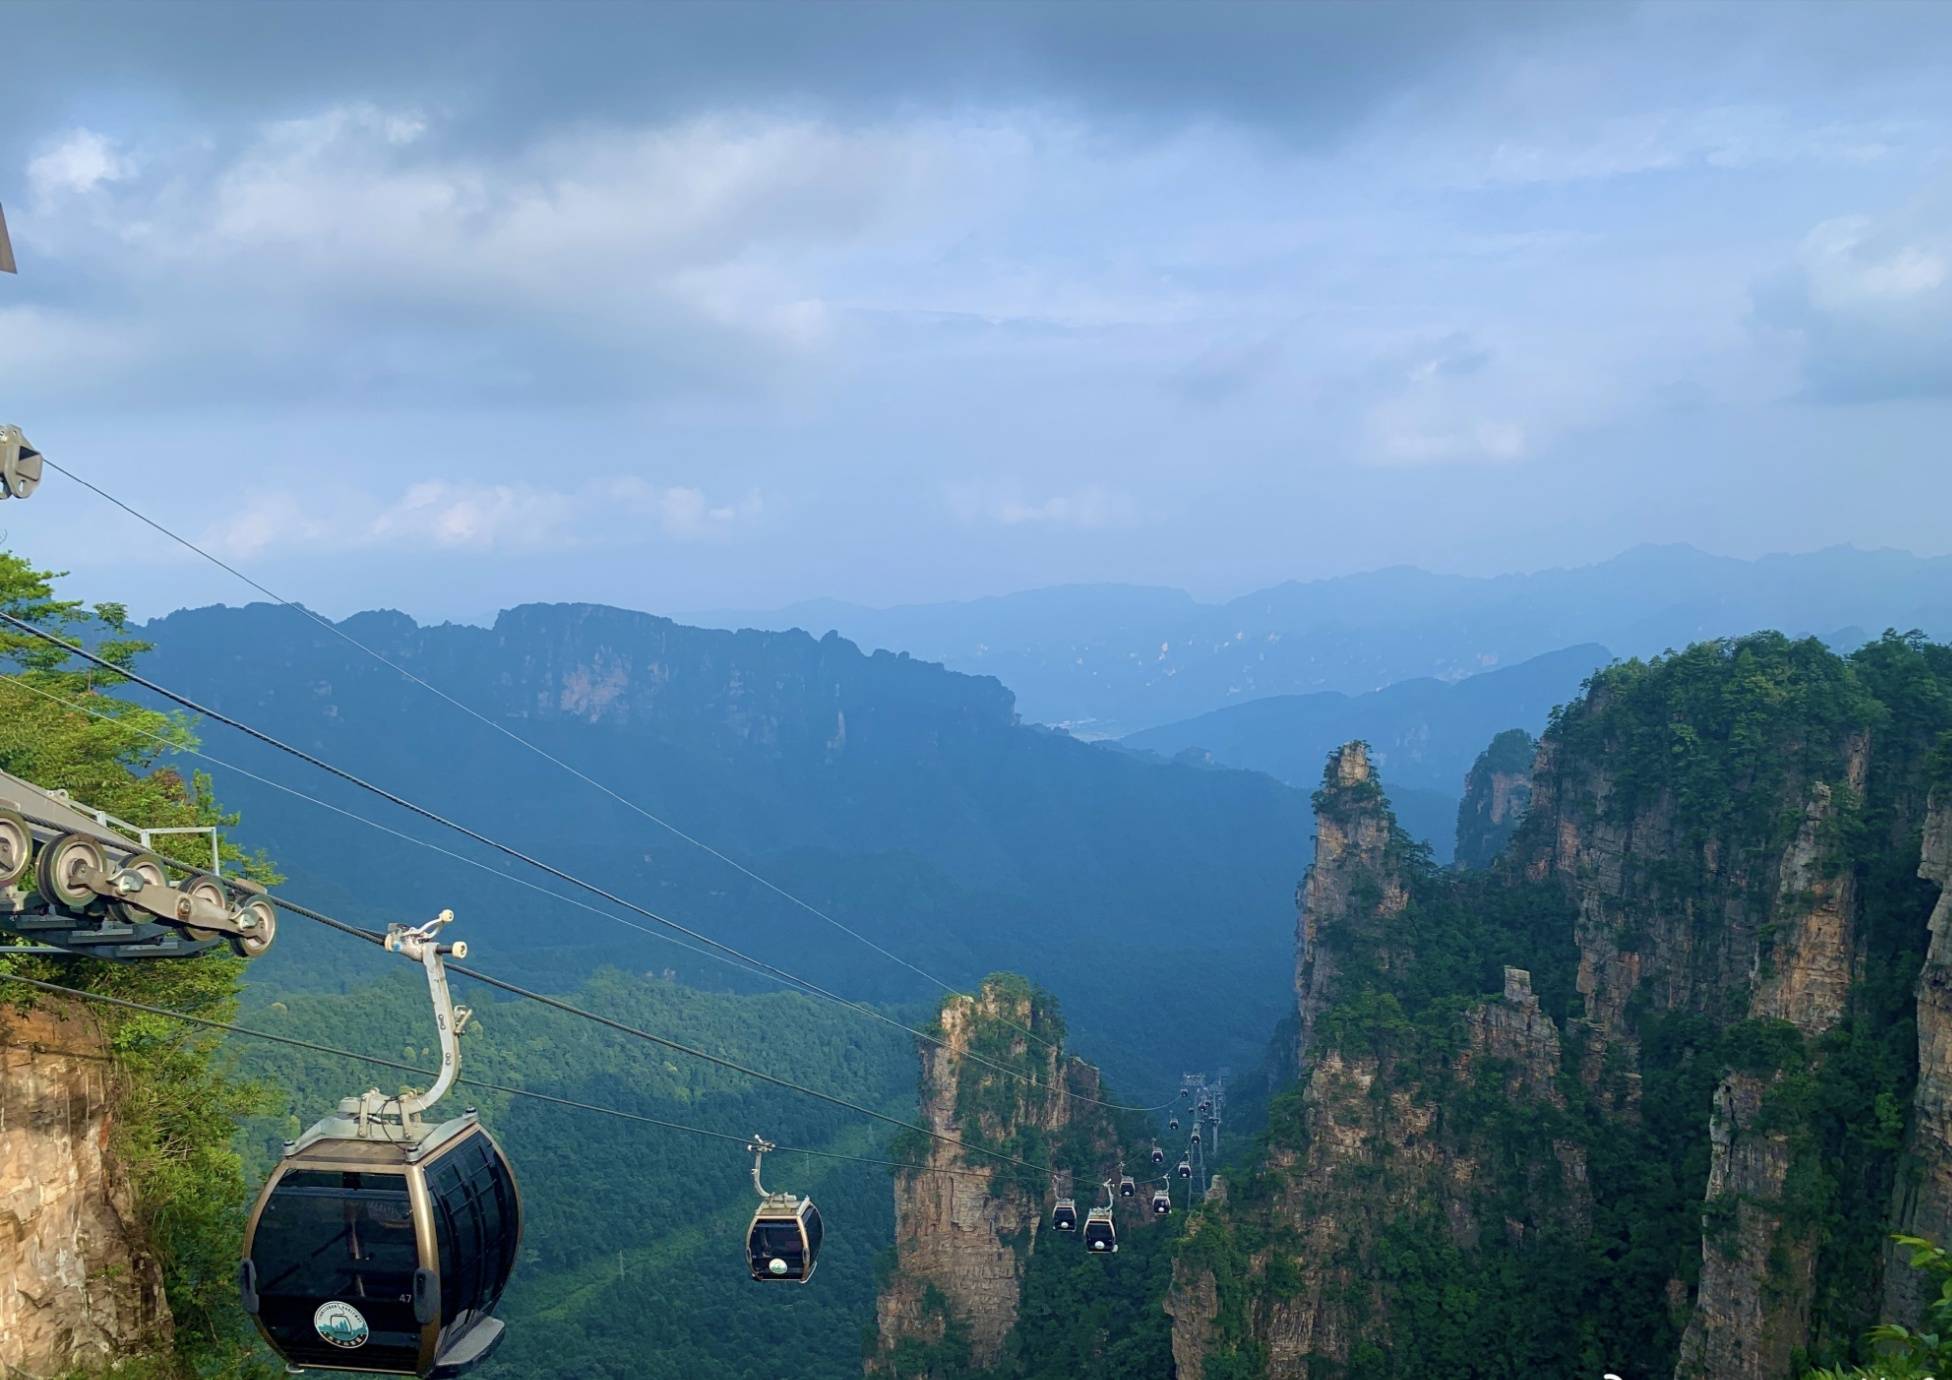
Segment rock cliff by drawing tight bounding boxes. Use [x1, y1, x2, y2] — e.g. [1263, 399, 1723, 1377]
[867, 977, 1087, 1375]
[1179, 743, 1588, 1378]
[1, 998, 173, 1376]
[1454, 727, 1536, 869]
[1888, 789, 1952, 1321]
[1171, 634, 1952, 1380]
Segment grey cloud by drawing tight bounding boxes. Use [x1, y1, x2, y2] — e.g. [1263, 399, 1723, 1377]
[1754, 203, 1952, 403]
[8, 0, 1596, 157]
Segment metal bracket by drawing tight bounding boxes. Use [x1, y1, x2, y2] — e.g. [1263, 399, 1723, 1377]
[748, 1135, 777, 1199]
[0, 426, 40, 500]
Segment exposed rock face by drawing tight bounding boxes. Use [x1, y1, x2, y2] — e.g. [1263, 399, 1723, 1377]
[1176, 635, 1948, 1380]
[1164, 1246, 1220, 1380]
[1889, 790, 1952, 1321]
[1179, 743, 1590, 1378]
[867, 980, 1081, 1375]
[1674, 761, 1866, 1380]
[1455, 728, 1536, 870]
[1, 1000, 172, 1375]
[1295, 742, 1409, 1068]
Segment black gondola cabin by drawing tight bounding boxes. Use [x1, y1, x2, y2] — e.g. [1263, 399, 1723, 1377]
[747, 1196, 823, 1282]
[240, 1115, 521, 1378]
[1052, 1197, 1079, 1231]
[1084, 1206, 1118, 1253]
[1152, 1189, 1172, 1215]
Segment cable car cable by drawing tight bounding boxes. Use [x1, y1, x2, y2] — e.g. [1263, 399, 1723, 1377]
[40, 455, 1063, 1057]
[0, 673, 810, 987]
[0, 971, 1027, 1183]
[0, 654, 1175, 1113]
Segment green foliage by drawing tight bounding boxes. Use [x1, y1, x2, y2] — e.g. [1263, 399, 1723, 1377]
[1806, 1236, 1952, 1380]
[0, 550, 280, 1379]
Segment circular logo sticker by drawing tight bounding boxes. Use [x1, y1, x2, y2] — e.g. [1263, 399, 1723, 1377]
[313, 1300, 370, 1349]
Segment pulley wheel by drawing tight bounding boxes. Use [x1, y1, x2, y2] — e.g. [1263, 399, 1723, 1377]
[0, 807, 32, 889]
[36, 832, 107, 912]
[180, 872, 230, 941]
[109, 850, 169, 924]
[228, 896, 277, 958]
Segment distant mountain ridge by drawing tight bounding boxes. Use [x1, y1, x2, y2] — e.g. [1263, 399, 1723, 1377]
[1120, 643, 1608, 860]
[686, 544, 1952, 735]
[132, 599, 1312, 1091]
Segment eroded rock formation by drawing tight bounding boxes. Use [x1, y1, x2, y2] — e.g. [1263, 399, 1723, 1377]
[1889, 789, 1952, 1321]
[1174, 635, 1952, 1380]
[1, 998, 172, 1375]
[867, 978, 1090, 1375]
[1455, 727, 1536, 869]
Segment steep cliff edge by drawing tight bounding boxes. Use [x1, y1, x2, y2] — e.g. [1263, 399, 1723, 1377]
[1175, 743, 1588, 1379]
[1889, 789, 1952, 1321]
[867, 974, 1179, 1379]
[868, 978, 1077, 1373]
[1, 998, 173, 1376]
[1454, 728, 1536, 870]
[1172, 632, 1952, 1380]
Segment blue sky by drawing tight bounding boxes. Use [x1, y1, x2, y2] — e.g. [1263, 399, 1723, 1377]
[5, 1, 1952, 620]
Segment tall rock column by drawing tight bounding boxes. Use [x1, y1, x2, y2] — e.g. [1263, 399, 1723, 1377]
[1295, 741, 1408, 1068]
[1677, 763, 1866, 1380]
[1888, 789, 1952, 1320]
[1, 1000, 173, 1375]
[867, 978, 1079, 1376]
[1175, 744, 1588, 1379]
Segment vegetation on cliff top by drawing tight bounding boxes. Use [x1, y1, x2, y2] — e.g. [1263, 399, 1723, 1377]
[1178, 631, 1952, 1380]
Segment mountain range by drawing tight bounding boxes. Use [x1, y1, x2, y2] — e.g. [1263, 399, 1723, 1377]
[130, 600, 1313, 1094]
[1121, 643, 1610, 860]
[687, 544, 1947, 736]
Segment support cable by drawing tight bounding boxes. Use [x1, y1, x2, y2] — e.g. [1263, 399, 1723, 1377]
[0, 971, 1014, 1183]
[0, 656, 1173, 1113]
[43, 455, 1062, 1056]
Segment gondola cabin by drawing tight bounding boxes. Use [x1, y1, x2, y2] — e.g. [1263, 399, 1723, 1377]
[1190, 1127, 1201, 1146]
[1118, 1175, 1136, 1198]
[1168, 1116, 1179, 1132]
[746, 1194, 823, 1283]
[1150, 1146, 1165, 1166]
[1177, 1158, 1191, 1179]
[1084, 1206, 1118, 1253]
[1152, 1189, 1172, 1215]
[240, 1114, 521, 1378]
[1052, 1197, 1079, 1232]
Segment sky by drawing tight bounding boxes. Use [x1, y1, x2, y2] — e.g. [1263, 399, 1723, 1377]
[4, 0, 1952, 622]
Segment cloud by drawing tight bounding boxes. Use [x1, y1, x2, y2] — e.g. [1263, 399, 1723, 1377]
[1754, 202, 1952, 402]
[15, 102, 957, 403]
[202, 476, 763, 559]
[1357, 331, 1536, 467]
[1463, 107, 1911, 188]
[947, 481, 1139, 530]
[27, 129, 132, 197]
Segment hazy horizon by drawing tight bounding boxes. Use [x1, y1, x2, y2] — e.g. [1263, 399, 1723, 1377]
[108, 534, 1943, 634]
